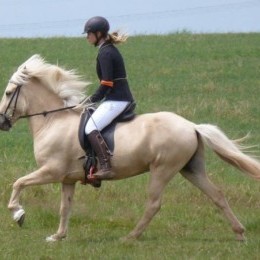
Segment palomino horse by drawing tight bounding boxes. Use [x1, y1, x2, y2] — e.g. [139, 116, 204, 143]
[0, 55, 259, 242]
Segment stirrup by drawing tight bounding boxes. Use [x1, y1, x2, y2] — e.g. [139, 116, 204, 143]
[93, 169, 115, 180]
[81, 154, 101, 188]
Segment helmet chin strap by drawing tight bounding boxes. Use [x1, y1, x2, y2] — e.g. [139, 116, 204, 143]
[94, 32, 102, 47]
[94, 32, 107, 47]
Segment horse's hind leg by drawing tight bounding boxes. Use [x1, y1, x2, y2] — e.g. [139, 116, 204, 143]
[122, 164, 176, 241]
[180, 137, 245, 241]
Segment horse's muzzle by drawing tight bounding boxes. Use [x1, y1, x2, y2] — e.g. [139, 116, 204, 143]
[0, 113, 12, 131]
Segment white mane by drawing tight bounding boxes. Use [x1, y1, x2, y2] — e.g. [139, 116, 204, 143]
[10, 54, 90, 106]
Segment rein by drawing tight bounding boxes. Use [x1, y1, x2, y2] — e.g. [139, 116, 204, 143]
[4, 81, 83, 122]
[18, 105, 76, 119]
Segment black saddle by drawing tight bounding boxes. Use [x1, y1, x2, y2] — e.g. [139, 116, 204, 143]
[78, 101, 136, 153]
[78, 102, 135, 187]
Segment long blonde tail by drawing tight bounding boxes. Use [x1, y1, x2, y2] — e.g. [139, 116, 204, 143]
[195, 124, 260, 180]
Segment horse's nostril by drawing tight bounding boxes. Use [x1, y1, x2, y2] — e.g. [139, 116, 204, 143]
[0, 114, 7, 124]
[0, 114, 12, 131]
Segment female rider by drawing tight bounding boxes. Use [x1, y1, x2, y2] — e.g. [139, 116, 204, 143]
[82, 16, 135, 180]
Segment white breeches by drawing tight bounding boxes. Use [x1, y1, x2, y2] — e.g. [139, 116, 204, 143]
[85, 100, 129, 135]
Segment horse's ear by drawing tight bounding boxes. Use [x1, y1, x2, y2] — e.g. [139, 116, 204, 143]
[21, 66, 29, 81]
[22, 66, 28, 75]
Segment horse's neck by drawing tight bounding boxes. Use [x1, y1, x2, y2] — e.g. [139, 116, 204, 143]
[25, 82, 64, 137]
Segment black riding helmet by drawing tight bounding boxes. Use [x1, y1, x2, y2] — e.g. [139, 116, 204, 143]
[83, 16, 110, 35]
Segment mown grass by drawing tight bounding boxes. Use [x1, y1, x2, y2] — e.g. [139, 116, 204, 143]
[0, 33, 259, 259]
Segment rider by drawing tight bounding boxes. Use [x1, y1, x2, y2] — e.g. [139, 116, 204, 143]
[82, 16, 135, 180]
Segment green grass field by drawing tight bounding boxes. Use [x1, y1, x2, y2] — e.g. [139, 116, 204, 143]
[0, 33, 259, 259]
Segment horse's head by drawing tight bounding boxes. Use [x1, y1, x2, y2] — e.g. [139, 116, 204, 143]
[0, 56, 41, 131]
[0, 72, 28, 131]
[0, 54, 89, 131]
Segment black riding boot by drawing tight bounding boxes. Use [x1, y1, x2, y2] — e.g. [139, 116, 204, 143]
[87, 130, 115, 180]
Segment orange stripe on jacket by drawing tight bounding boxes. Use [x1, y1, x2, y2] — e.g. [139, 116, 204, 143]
[101, 80, 114, 87]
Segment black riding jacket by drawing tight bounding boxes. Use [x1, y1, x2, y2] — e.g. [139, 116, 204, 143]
[90, 42, 134, 103]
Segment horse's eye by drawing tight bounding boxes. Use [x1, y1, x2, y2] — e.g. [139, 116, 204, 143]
[5, 91, 12, 97]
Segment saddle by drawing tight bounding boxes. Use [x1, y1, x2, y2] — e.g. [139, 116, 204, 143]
[78, 102, 136, 186]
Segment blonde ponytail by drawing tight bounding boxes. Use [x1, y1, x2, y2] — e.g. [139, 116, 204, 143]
[107, 31, 128, 44]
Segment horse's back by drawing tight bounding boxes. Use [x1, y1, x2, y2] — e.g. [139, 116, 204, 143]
[112, 111, 198, 176]
[116, 111, 196, 141]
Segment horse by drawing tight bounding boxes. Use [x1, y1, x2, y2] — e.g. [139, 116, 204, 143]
[0, 54, 259, 242]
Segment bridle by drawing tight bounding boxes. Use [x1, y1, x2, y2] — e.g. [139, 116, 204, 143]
[0, 81, 77, 127]
[3, 82, 22, 120]
[0, 81, 23, 128]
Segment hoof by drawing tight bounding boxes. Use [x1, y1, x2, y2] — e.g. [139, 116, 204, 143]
[46, 234, 65, 242]
[46, 235, 58, 242]
[13, 209, 25, 227]
[120, 234, 137, 243]
[236, 233, 246, 242]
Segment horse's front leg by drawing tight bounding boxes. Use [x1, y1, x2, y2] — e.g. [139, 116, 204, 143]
[46, 183, 75, 242]
[8, 166, 58, 226]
